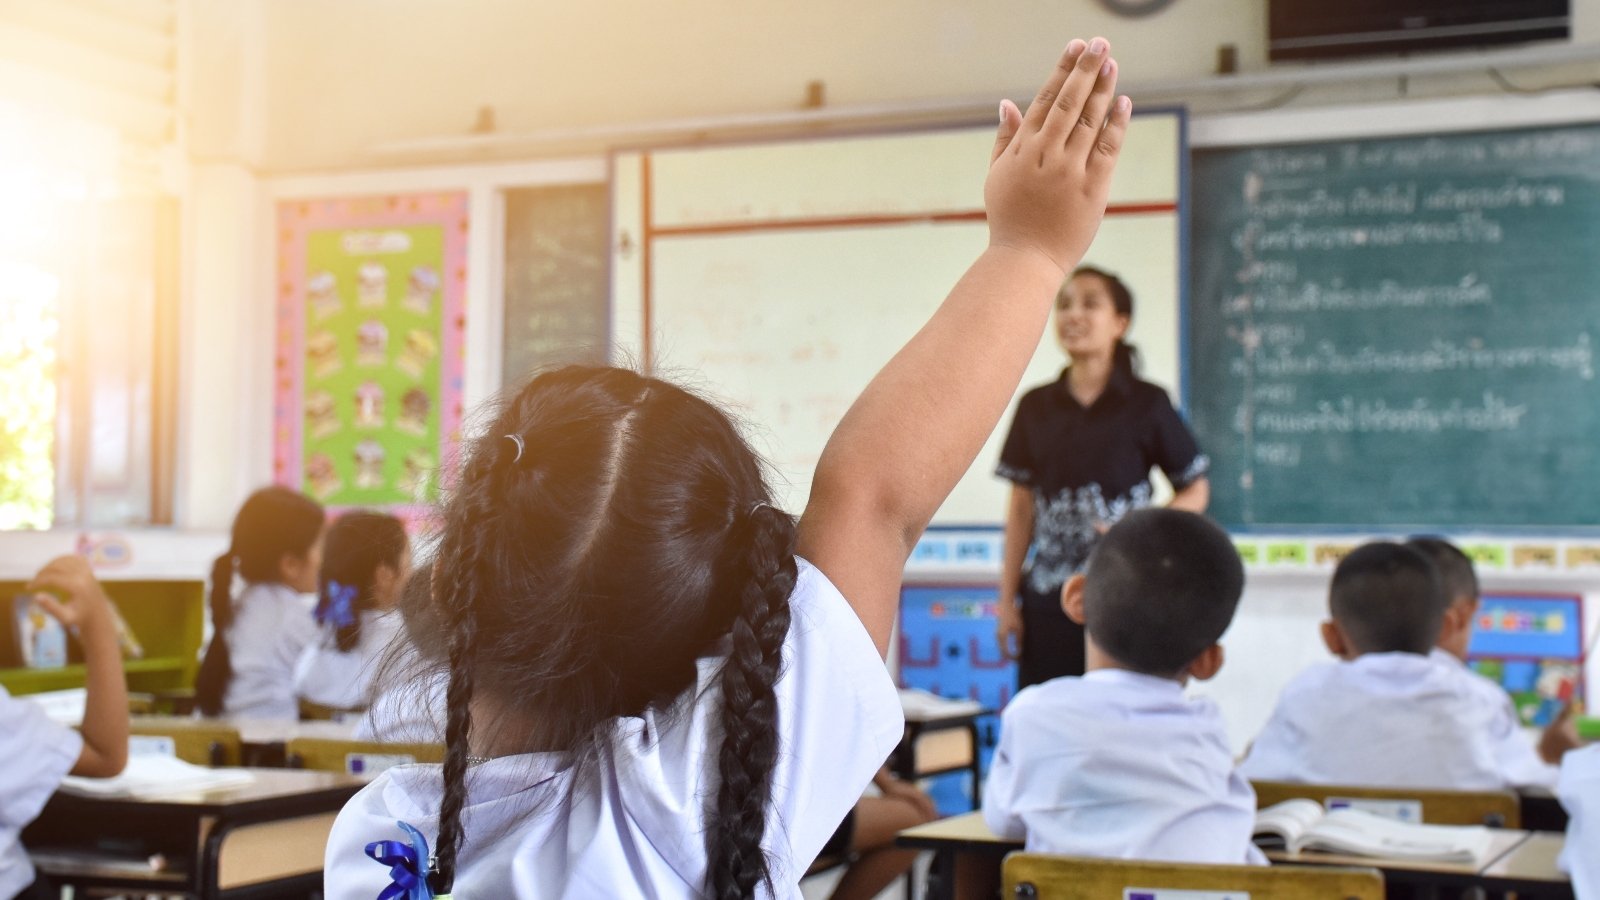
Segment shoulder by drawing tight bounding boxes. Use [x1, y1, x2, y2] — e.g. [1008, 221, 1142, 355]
[1128, 378, 1181, 412]
[1014, 382, 1060, 416]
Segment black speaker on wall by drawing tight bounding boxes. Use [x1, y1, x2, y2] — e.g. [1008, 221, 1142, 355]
[1269, 0, 1570, 61]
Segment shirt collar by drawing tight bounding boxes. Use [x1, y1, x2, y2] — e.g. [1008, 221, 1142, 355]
[1054, 362, 1135, 410]
[1081, 667, 1187, 696]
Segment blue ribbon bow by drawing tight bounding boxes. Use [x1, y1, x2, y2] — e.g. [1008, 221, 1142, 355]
[319, 580, 359, 629]
[365, 820, 436, 900]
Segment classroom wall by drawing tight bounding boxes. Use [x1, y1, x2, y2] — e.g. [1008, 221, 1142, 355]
[55, 2, 1594, 738]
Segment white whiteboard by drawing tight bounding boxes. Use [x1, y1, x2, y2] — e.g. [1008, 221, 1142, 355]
[612, 113, 1185, 524]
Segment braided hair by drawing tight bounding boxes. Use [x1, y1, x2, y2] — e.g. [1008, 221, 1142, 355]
[419, 366, 796, 898]
[196, 486, 324, 717]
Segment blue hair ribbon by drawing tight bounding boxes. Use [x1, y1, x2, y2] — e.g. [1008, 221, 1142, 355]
[365, 820, 436, 900]
[319, 580, 359, 629]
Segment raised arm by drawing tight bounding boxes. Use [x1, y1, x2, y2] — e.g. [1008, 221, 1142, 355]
[797, 38, 1130, 654]
[29, 556, 129, 777]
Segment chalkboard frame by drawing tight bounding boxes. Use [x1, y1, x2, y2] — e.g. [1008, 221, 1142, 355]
[1189, 90, 1600, 536]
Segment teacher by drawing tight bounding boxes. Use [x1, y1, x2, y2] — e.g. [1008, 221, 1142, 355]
[995, 266, 1211, 688]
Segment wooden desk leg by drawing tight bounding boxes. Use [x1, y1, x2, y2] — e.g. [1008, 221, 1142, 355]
[953, 851, 1003, 900]
[967, 722, 982, 809]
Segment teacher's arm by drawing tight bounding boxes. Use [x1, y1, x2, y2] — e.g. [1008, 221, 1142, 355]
[1168, 477, 1210, 514]
[997, 485, 1034, 660]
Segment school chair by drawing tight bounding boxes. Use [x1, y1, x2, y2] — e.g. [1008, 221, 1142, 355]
[129, 717, 243, 766]
[1250, 780, 1522, 828]
[283, 737, 445, 775]
[151, 686, 197, 715]
[126, 691, 156, 715]
[1002, 853, 1385, 900]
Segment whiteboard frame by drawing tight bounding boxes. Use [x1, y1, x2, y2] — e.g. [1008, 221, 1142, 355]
[608, 108, 1189, 527]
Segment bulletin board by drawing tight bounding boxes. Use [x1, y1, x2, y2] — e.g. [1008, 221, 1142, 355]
[612, 111, 1187, 524]
[1466, 592, 1586, 727]
[274, 192, 468, 523]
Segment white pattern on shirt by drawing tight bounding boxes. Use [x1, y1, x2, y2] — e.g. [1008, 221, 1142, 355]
[321, 557, 902, 899]
[983, 668, 1264, 865]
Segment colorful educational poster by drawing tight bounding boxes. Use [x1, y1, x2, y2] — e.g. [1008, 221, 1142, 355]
[274, 193, 467, 523]
[1467, 593, 1586, 727]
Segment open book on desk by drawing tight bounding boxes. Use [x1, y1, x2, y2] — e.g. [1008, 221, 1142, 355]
[59, 754, 255, 799]
[1253, 799, 1496, 866]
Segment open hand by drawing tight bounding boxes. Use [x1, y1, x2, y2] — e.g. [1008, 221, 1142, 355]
[985, 37, 1130, 278]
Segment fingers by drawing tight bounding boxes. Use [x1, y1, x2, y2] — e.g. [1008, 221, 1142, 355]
[28, 592, 77, 628]
[1039, 37, 1110, 148]
[1087, 95, 1134, 183]
[990, 99, 1023, 164]
[1067, 57, 1120, 165]
[1021, 40, 1087, 135]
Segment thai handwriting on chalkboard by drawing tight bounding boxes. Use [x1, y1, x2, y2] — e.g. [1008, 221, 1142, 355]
[1232, 335, 1594, 379]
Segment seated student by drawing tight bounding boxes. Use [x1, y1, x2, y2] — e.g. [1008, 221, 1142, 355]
[2, 556, 129, 900]
[355, 563, 446, 743]
[1558, 744, 1599, 899]
[816, 766, 937, 900]
[293, 511, 411, 714]
[1408, 536, 1576, 785]
[1240, 541, 1560, 790]
[983, 508, 1262, 864]
[196, 486, 325, 720]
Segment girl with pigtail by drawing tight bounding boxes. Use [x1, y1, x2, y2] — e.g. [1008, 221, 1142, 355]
[324, 37, 1131, 899]
[293, 511, 411, 715]
[196, 486, 325, 720]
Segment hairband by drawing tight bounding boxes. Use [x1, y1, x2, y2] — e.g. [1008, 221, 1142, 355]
[749, 501, 773, 516]
[503, 434, 525, 464]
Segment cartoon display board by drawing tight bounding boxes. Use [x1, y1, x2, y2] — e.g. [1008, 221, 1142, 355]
[1466, 592, 1586, 727]
[274, 193, 467, 522]
[899, 583, 1013, 814]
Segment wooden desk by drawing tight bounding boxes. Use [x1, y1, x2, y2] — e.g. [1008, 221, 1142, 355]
[25, 768, 364, 899]
[1479, 832, 1573, 898]
[129, 714, 360, 766]
[897, 813, 1575, 900]
[894, 706, 988, 808]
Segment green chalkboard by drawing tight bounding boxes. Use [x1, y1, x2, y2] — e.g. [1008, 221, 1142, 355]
[1190, 123, 1600, 530]
[501, 184, 609, 386]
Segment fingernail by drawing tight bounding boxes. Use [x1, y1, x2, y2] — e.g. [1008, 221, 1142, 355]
[1117, 96, 1133, 113]
[1101, 59, 1114, 76]
[1090, 37, 1108, 54]
[1068, 39, 1086, 54]
[999, 101, 1007, 123]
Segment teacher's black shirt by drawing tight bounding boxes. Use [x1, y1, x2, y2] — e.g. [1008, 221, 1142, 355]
[997, 364, 1209, 595]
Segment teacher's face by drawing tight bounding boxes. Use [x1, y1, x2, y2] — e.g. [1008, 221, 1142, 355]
[1055, 273, 1130, 359]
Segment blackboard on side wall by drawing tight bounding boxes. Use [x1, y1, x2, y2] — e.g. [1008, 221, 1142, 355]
[1190, 123, 1600, 530]
[501, 184, 609, 386]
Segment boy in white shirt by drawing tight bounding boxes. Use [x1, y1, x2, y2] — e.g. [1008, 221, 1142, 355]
[1240, 541, 1568, 790]
[1558, 745, 1599, 899]
[1408, 537, 1576, 786]
[983, 508, 1263, 865]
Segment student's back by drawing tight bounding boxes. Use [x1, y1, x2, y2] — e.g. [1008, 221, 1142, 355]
[294, 511, 411, 712]
[1558, 744, 1599, 898]
[196, 486, 325, 721]
[983, 508, 1261, 865]
[1240, 542, 1528, 790]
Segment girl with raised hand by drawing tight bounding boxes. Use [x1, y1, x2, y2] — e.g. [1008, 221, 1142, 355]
[323, 37, 1129, 900]
[196, 486, 325, 720]
[294, 511, 411, 716]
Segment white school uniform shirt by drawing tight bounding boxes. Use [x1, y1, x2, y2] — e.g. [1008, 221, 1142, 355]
[983, 668, 1265, 865]
[294, 609, 404, 710]
[357, 657, 447, 743]
[1558, 745, 1599, 899]
[0, 687, 83, 899]
[223, 582, 321, 720]
[1430, 648, 1559, 789]
[1238, 651, 1543, 790]
[322, 557, 902, 899]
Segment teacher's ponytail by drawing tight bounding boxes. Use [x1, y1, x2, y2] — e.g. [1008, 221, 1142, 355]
[1073, 265, 1139, 378]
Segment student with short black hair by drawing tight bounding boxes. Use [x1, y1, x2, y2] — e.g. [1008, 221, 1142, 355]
[1408, 536, 1573, 784]
[1240, 541, 1566, 790]
[983, 508, 1262, 864]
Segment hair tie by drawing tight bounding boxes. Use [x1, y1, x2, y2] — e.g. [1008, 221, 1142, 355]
[748, 501, 773, 517]
[503, 434, 525, 465]
[318, 581, 359, 629]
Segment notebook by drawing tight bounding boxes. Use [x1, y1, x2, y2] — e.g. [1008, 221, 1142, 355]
[58, 753, 255, 799]
[1252, 799, 1495, 866]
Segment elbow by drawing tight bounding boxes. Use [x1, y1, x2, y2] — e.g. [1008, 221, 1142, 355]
[76, 744, 129, 779]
